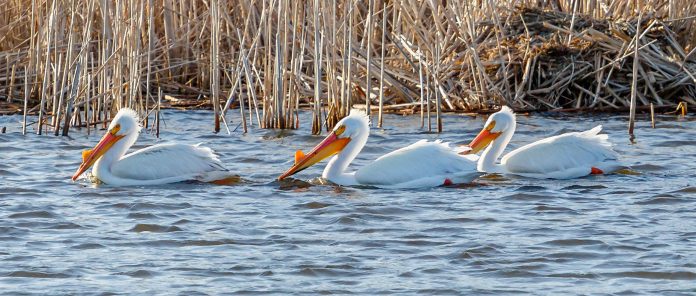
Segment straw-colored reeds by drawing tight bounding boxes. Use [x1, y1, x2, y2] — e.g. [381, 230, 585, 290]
[0, 0, 695, 136]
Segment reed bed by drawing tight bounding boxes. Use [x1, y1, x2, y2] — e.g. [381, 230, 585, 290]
[0, 0, 695, 135]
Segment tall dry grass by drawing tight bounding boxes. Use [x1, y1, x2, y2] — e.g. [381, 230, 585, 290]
[0, 0, 695, 135]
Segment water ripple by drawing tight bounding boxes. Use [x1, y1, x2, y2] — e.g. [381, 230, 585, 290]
[129, 224, 183, 233]
[0, 111, 694, 294]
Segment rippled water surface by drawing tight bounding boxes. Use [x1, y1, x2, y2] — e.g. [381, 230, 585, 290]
[1, 110, 695, 294]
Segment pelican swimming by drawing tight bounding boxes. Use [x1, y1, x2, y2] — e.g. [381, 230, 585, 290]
[72, 108, 231, 186]
[460, 106, 620, 179]
[278, 109, 479, 188]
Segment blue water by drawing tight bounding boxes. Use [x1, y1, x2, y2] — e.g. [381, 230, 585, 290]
[1, 110, 695, 294]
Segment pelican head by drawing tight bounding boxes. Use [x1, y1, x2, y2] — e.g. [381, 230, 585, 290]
[71, 108, 141, 181]
[109, 108, 142, 136]
[462, 106, 516, 155]
[278, 109, 369, 180]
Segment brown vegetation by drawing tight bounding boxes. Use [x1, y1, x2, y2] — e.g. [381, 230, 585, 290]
[0, 0, 695, 135]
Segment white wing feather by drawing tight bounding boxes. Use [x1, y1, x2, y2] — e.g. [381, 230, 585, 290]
[354, 140, 479, 188]
[111, 143, 228, 182]
[501, 125, 618, 179]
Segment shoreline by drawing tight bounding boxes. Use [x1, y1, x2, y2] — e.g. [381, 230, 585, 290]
[1, 99, 688, 117]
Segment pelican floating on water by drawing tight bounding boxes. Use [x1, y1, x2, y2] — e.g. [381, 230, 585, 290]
[460, 106, 620, 179]
[72, 108, 231, 186]
[278, 110, 479, 188]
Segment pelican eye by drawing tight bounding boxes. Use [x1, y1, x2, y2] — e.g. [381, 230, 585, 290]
[334, 125, 346, 136]
[110, 124, 121, 135]
[485, 121, 496, 131]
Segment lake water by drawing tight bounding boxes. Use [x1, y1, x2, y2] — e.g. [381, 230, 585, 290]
[1, 110, 695, 294]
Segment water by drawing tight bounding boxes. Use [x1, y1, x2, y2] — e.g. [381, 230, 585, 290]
[1, 110, 695, 294]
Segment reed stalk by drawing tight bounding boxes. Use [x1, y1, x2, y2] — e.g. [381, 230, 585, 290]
[311, 0, 322, 135]
[210, 0, 221, 133]
[22, 66, 29, 135]
[629, 13, 642, 138]
[377, 2, 387, 128]
[650, 102, 656, 128]
[364, 0, 375, 119]
[156, 87, 161, 138]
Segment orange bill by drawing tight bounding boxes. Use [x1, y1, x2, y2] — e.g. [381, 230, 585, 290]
[71, 129, 124, 181]
[459, 124, 501, 155]
[278, 133, 351, 180]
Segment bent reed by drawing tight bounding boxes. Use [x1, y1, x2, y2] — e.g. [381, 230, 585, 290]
[0, 0, 695, 135]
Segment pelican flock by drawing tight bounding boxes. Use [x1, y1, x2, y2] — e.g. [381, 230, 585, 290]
[278, 110, 479, 188]
[72, 106, 620, 186]
[460, 106, 620, 179]
[72, 108, 231, 186]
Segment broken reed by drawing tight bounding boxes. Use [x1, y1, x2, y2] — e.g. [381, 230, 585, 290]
[0, 0, 695, 136]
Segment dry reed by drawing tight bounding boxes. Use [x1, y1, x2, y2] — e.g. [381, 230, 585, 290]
[0, 0, 694, 135]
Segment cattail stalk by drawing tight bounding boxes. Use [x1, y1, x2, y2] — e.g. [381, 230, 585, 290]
[312, 0, 323, 134]
[377, 3, 387, 128]
[210, 0, 220, 133]
[156, 88, 161, 138]
[628, 13, 642, 138]
[364, 0, 374, 119]
[650, 102, 655, 128]
[22, 66, 29, 135]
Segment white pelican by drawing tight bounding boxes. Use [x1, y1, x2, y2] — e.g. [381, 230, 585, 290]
[278, 110, 479, 188]
[460, 106, 620, 179]
[72, 108, 231, 186]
